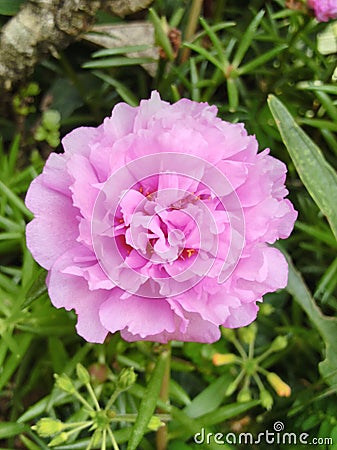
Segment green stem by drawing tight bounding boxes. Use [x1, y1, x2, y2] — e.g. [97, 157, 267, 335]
[105, 388, 122, 412]
[86, 382, 101, 412]
[107, 427, 120, 450]
[101, 429, 106, 450]
[156, 343, 171, 450]
[72, 390, 95, 412]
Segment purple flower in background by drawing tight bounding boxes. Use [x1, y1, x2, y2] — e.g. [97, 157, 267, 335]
[308, 0, 337, 21]
[25, 92, 297, 344]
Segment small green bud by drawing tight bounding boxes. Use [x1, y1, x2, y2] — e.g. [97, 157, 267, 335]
[117, 367, 137, 391]
[32, 418, 65, 437]
[76, 363, 90, 385]
[48, 432, 68, 447]
[260, 389, 273, 410]
[259, 303, 274, 316]
[225, 378, 241, 396]
[26, 82, 40, 96]
[148, 416, 165, 431]
[237, 387, 252, 403]
[238, 323, 257, 345]
[34, 126, 47, 142]
[54, 373, 75, 394]
[269, 336, 288, 352]
[221, 328, 235, 341]
[42, 110, 61, 131]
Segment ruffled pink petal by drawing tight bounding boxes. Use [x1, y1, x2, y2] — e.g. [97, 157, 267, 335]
[223, 302, 259, 328]
[25, 178, 79, 270]
[47, 248, 111, 343]
[99, 296, 176, 338]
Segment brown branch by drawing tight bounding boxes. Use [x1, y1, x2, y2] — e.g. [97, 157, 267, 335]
[0, 0, 153, 91]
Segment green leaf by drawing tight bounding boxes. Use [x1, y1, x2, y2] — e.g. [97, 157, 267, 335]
[232, 10, 265, 68]
[183, 374, 234, 418]
[237, 44, 287, 75]
[127, 349, 170, 450]
[82, 56, 155, 69]
[92, 71, 138, 106]
[268, 94, 337, 241]
[285, 251, 337, 387]
[0, 422, 27, 438]
[183, 42, 224, 72]
[200, 400, 260, 427]
[199, 17, 229, 68]
[0, 0, 25, 15]
[148, 8, 174, 61]
[0, 180, 33, 220]
[0, 334, 33, 391]
[22, 269, 47, 309]
[92, 45, 150, 58]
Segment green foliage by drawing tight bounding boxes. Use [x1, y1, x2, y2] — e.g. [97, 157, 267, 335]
[0, 0, 25, 16]
[1, 0, 337, 449]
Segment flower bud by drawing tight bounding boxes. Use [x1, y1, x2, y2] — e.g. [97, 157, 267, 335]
[237, 387, 252, 403]
[225, 377, 242, 396]
[238, 323, 257, 345]
[117, 367, 137, 391]
[54, 373, 75, 394]
[269, 336, 288, 352]
[266, 372, 291, 397]
[32, 418, 64, 437]
[260, 389, 274, 410]
[76, 363, 90, 385]
[221, 328, 235, 341]
[48, 432, 68, 447]
[147, 416, 165, 431]
[212, 353, 237, 366]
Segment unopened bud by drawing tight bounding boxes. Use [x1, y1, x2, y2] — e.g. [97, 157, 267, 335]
[238, 323, 257, 345]
[225, 377, 241, 396]
[76, 363, 90, 385]
[237, 387, 252, 403]
[212, 353, 237, 366]
[54, 373, 75, 394]
[221, 328, 235, 341]
[269, 336, 288, 352]
[260, 389, 273, 410]
[117, 367, 137, 391]
[266, 372, 291, 397]
[32, 418, 64, 437]
[148, 416, 165, 431]
[48, 432, 68, 447]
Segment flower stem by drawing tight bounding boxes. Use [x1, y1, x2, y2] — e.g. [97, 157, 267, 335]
[156, 343, 171, 450]
[86, 382, 101, 412]
[107, 426, 120, 450]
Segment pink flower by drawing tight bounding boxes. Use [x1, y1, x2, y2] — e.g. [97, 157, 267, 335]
[308, 0, 337, 21]
[25, 92, 297, 344]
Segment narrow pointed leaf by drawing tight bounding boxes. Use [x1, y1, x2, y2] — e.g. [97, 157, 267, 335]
[285, 251, 337, 387]
[127, 349, 170, 450]
[268, 94, 337, 241]
[232, 10, 265, 68]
